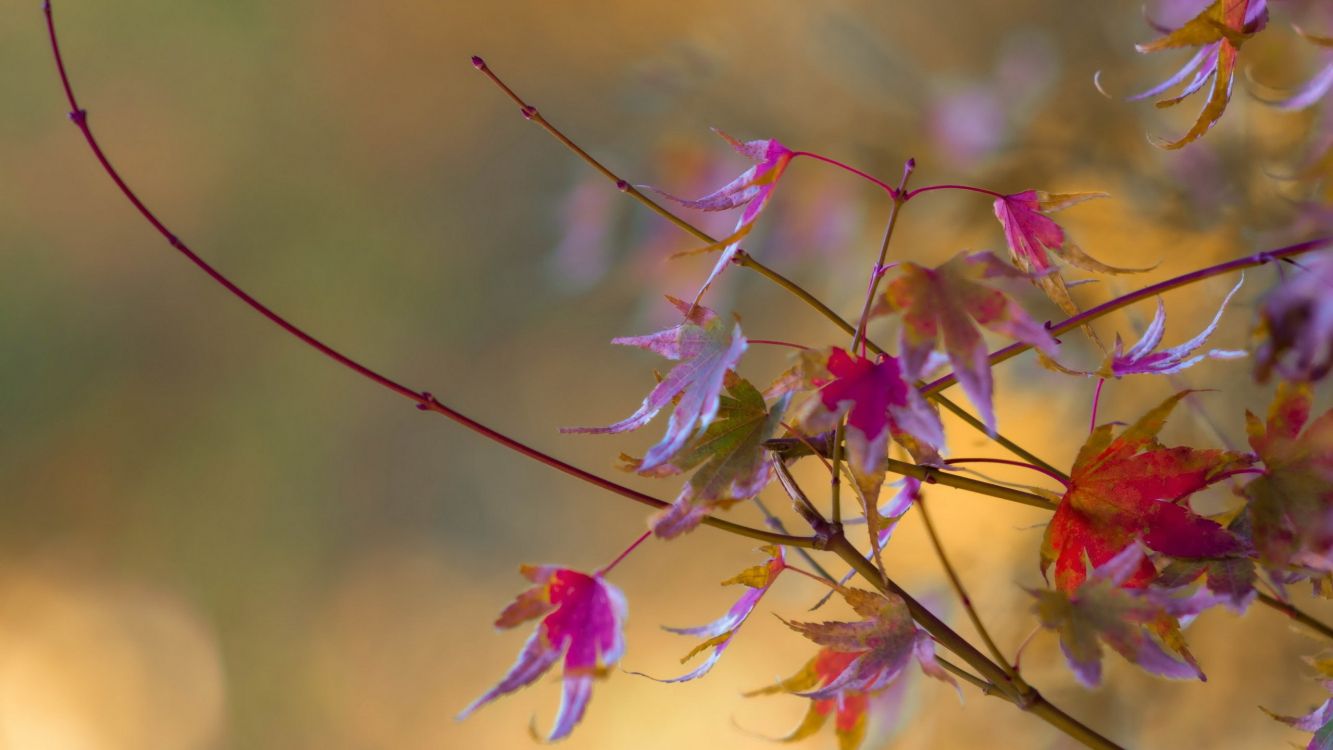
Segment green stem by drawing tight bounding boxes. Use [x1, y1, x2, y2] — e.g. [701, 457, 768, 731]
[830, 421, 847, 525]
[887, 458, 1056, 510]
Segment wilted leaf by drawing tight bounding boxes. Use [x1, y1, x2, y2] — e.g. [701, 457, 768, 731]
[1133, 0, 1269, 149]
[646, 130, 794, 300]
[781, 587, 958, 697]
[643, 546, 786, 682]
[992, 190, 1149, 321]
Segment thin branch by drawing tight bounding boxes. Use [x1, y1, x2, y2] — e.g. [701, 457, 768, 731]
[945, 457, 1071, 488]
[903, 183, 1006, 201]
[886, 459, 1057, 510]
[916, 493, 1019, 681]
[1257, 592, 1333, 642]
[936, 657, 1000, 696]
[44, 2, 815, 552]
[924, 238, 1333, 397]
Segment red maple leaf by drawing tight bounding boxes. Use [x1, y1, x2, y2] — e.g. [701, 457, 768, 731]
[459, 565, 628, 741]
[1042, 392, 1254, 592]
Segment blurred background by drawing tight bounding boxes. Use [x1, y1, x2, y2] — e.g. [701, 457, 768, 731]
[3, 0, 1332, 748]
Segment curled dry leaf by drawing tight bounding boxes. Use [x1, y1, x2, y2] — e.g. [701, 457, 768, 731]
[642, 546, 786, 682]
[1133, 0, 1270, 149]
[993, 190, 1151, 324]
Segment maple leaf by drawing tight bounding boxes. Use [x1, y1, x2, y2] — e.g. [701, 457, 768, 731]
[646, 129, 794, 300]
[796, 348, 943, 559]
[992, 190, 1149, 320]
[804, 348, 945, 477]
[873, 250, 1059, 432]
[1264, 656, 1333, 749]
[1041, 391, 1254, 592]
[643, 546, 786, 682]
[1031, 544, 1207, 687]
[1256, 251, 1333, 384]
[1132, 0, 1270, 149]
[459, 565, 628, 741]
[1243, 381, 1333, 575]
[563, 297, 746, 473]
[744, 648, 897, 750]
[1154, 525, 1257, 613]
[780, 587, 958, 697]
[1043, 277, 1246, 378]
[624, 373, 790, 538]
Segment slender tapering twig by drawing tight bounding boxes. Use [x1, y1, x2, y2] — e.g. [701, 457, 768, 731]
[1257, 592, 1333, 641]
[945, 457, 1071, 488]
[43, 3, 815, 552]
[886, 459, 1057, 510]
[915, 492, 1019, 681]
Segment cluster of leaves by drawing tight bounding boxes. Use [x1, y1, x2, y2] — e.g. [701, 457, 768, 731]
[458, 3, 1333, 747]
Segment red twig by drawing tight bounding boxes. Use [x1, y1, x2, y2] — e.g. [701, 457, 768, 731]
[41, 1, 813, 550]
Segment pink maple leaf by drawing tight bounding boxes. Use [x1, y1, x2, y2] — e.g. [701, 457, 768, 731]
[645, 546, 786, 682]
[992, 190, 1148, 319]
[646, 130, 794, 300]
[807, 348, 944, 479]
[1045, 277, 1246, 378]
[459, 565, 628, 742]
[563, 297, 746, 472]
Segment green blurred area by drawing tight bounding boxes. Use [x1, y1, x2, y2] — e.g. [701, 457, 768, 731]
[2, 1, 1330, 748]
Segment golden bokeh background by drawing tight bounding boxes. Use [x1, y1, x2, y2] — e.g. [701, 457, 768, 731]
[3, 1, 1332, 748]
